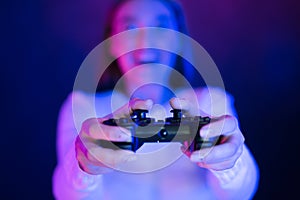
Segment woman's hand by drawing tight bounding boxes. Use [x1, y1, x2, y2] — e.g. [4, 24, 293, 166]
[170, 97, 245, 171]
[75, 99, 153, 175]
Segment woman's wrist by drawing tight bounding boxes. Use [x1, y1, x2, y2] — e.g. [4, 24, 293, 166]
[209, 145, 248, 186]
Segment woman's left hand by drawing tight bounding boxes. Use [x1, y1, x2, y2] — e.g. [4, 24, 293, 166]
[170, 98, 245, 171]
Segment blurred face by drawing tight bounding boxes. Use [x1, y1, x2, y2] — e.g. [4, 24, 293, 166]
[110, 0, 180, 78]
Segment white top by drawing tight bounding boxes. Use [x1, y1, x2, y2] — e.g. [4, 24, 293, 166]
[52, 87, 258, 200]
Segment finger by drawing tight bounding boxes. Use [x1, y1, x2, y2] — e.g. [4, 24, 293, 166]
[195, 144, 243, 171]
[75, 136, 109, 174]
[190, 132, 244, 163]
[76, 142, 112, 174]
[200, 115, 238, 138]
[76, 138, 136, 173]
[169, 97, 199, 116]
[86, 142, 137, 167]
[82, 118, 131, 141]
[130, 98, 153, 111]
[104, 98, 154, 119]
[104, 102, 132, 119]
[196, 154, 242, 171]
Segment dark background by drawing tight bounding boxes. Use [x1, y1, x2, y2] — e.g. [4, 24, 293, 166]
[2, 0, 299, 199]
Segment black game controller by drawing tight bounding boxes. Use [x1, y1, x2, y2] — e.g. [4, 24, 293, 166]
[98, 109, 222, 152]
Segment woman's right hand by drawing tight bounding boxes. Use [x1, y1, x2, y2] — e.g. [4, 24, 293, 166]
[75, 99, 153, 175]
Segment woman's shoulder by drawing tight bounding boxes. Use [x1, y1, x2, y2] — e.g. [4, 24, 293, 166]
[59, 90, 113, 116]
[176, 86, 236, 116]
[68, 90, 129, 117]
[176, 86, 233, 99]
[62, 90, 116, 107]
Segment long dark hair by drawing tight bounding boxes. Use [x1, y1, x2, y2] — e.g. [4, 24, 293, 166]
[97, 0, 199, 92]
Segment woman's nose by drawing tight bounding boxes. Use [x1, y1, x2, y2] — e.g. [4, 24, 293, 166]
[137, 28, 155, 49]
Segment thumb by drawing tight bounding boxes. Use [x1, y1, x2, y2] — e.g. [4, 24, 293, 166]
[169, 97, 198, 116]
[104, 98, 154, 119]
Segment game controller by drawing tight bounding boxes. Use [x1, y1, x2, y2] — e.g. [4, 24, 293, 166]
[98, 109, 222, 152]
